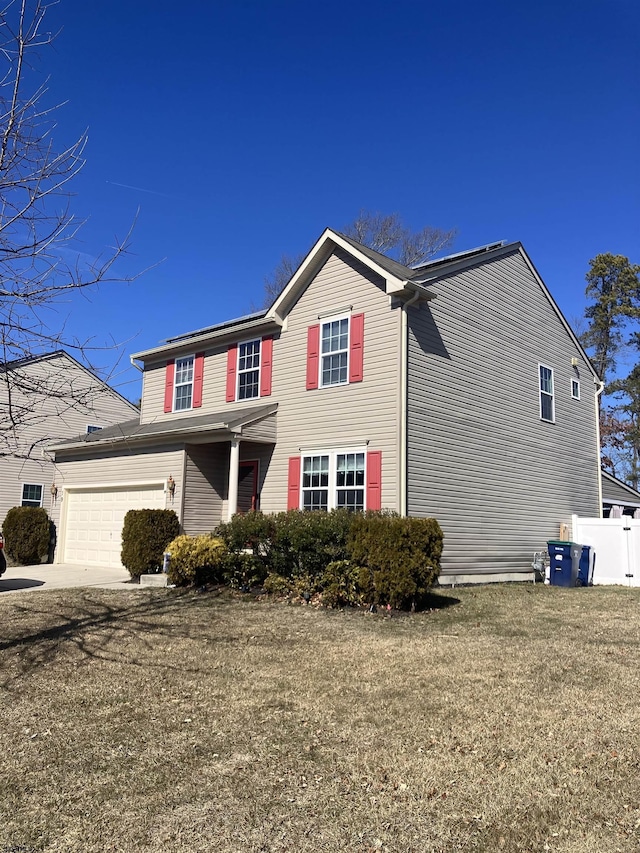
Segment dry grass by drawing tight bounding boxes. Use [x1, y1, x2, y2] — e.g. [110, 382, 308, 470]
[0, 583, 639, 853]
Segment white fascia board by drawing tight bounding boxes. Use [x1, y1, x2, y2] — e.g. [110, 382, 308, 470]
[267, 228, 411, 320]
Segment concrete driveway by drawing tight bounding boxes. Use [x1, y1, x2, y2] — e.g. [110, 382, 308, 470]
[0, 562, 134, 594]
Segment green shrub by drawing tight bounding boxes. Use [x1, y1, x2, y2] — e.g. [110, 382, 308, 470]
[121, 509, 180, 578]
[269, 509, 352, 581]
[2, 506, 52, 565]
[320, 559, 365, 608]
[263, 572, 293, 596]
[165, 534, 226, 586]
[222, 551, 269, 590]
[348, 513, 443, 609]
[216, 509, 351, 583]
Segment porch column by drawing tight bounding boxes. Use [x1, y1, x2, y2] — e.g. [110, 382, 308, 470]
[227, 437, 240, 520]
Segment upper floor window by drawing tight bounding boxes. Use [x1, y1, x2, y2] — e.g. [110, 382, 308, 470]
[539, 365, 555, 422]
[22, 483, 43, 507]
[571, 379, 580, 400]
[174, 356, 194, 410]
[226, 336, 273, 402]
[321, 317, 349, 386]
[238, 339, 261, 399]
[306, 313, 364, 390]
[164, 353, 204, 414]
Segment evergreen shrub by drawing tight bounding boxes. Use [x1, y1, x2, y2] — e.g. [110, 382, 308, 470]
[121, 509, 180, 578]
[165, 534, 227, 586]
[2, 506, 52, 565]
[348, 512, 443, 609]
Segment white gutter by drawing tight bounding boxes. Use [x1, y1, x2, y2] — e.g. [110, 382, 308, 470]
[400, 289, 421, 516]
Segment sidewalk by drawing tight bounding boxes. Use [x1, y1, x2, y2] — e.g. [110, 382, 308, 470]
[0, 562, 134, 594]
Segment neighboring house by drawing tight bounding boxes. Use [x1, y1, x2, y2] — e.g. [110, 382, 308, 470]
[601, 470, 640, 517]
[49, 230, 602, 582]
[0, 351, 139, 531]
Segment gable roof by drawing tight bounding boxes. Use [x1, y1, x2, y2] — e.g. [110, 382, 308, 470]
[601, 470, 640, 505]
[1, 349, 139, 412]
[129, 229, 599, 385]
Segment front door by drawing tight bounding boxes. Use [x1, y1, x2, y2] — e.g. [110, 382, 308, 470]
[237, 460, 259, 513]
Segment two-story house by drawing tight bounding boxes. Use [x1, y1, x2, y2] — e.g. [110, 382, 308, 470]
[0, 350, 140, 531]
[49, 230, 602, 582]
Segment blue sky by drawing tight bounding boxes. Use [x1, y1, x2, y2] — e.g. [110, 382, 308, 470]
[32, 0, 639, 400]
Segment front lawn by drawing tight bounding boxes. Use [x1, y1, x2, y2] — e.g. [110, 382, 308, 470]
[1, 584, 639, 852]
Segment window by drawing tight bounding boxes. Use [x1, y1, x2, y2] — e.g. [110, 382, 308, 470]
[226, 337, 273, 402]
[539, 365, 554, 422]
[571, 379, 580, 400]
[164, 353, 204, 413]
[174, 355, 194, 411]
[22, 484, 43, 507]
[306, 313, 364, 390]
[238, 339, 261, 400]
[321, 317, 349, 386]
[301, 450, 365, 511]
[86, 424, 102, 434]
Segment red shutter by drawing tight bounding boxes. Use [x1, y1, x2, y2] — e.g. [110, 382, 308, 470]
[163, 360, 175, 413]
[260, 336, 273, 397]
[193, 352, 205, 408]
[287, 456, 301, 510]
[366, 451, 382, 511]
[349, 313, 364, 383]
[226, 344, 238, 402]
[306, 324, 320, 390]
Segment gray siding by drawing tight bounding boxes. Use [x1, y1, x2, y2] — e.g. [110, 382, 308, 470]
[407, 248, 600, 578]
[0, 353, 139, 532]
[182, 444, 227, 534]
[602, 472, 640, 505]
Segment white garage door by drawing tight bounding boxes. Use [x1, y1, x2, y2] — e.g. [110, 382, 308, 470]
[63, 485, 166, 568]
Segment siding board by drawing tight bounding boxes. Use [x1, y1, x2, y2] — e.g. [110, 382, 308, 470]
[407, 249, 600, 579]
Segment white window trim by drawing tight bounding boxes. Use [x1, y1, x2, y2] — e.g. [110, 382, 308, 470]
[539, 363, 555, 423]
[571, 378, 580, 400]
[236, 337, 262, 401]
[21, 483, 44, 508]
[319, 313, 350, 388]
[300, 446, 367, 511]
[174, 353, 195, 412]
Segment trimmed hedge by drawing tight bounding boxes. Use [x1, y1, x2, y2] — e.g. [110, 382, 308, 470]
[165, 534, 226, 586]
[2, 506, 52, 565]
[349, 513, 443, 609]
[216, 509, 443, 610]
[216, 509, 352, 586]
[121, 509, 180, 578]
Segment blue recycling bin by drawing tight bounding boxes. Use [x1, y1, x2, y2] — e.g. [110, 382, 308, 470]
[547, 541, 582, 587]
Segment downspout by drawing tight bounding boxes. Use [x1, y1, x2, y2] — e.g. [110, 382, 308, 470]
[595, 377, 605, 518]
[400, 289, 421, 517]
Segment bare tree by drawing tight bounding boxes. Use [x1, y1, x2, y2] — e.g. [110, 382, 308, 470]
[263, 210, 456, 306]
[0, 0, 139, 457]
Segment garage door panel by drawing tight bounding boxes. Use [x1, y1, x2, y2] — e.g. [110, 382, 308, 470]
[64, 485, 166, 568]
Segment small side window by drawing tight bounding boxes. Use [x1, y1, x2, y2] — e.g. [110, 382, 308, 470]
[86, 424, 102, 434]
[21, 484, 43, 507]
[539, 364, 555, 422]
[571, 379, 580, 400]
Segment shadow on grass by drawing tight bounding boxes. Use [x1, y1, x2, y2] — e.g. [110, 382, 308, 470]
[420, 590, 460, 610]
[0, 588, 239, 691]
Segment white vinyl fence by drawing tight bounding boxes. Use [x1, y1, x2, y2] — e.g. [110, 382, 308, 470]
[572, 515, 640, 587]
